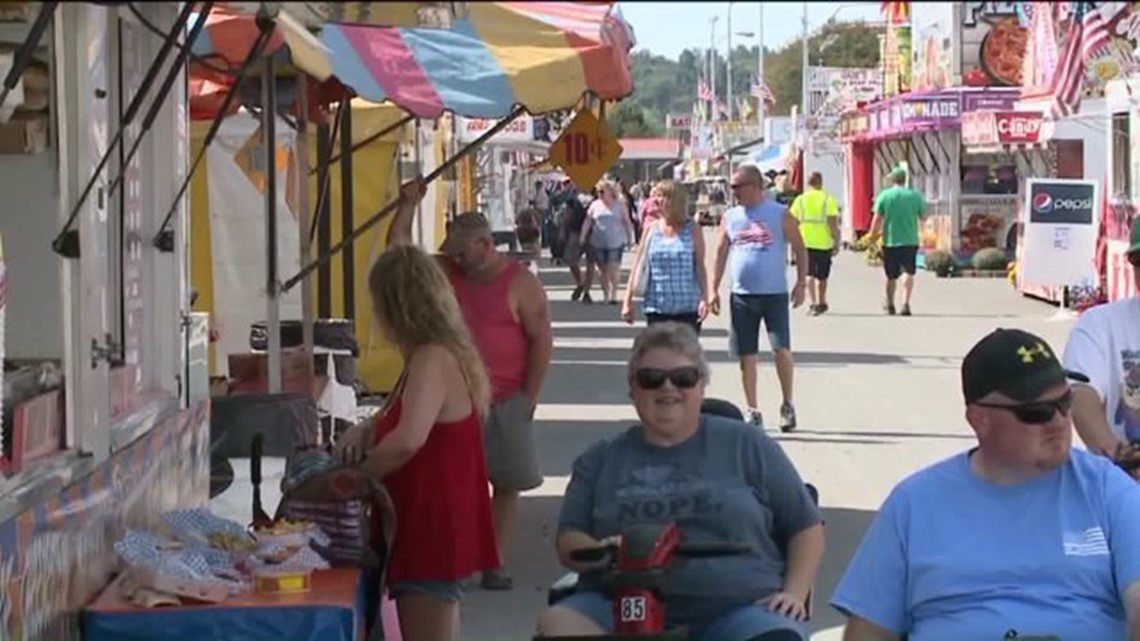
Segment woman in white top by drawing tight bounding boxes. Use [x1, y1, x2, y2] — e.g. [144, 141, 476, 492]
[580, 179, 635, 304]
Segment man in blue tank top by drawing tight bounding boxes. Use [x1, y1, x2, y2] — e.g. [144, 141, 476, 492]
[710, 164, 808, 431]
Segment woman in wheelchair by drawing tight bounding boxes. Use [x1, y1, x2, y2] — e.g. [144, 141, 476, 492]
[535, 323, 825, 640]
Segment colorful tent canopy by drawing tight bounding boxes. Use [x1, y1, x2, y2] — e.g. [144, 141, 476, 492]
[189, 2, 634, 120]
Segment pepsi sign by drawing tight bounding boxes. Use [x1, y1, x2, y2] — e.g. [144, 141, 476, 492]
[1028, 180, 1095, 225]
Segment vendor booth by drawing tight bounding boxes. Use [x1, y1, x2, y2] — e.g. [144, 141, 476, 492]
[0, 3, 635, 640]
[842, 87, 1021, 258]
[1105, 76, 1140, 303]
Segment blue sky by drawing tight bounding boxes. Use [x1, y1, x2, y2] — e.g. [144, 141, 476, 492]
[618, 1, 884, 60]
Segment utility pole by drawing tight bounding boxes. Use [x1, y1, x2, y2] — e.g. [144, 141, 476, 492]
[801, 2, 810, 136]
[757, 3, 765, 138]
[710, 16, 719, 116]
[727, 3, 734, 123]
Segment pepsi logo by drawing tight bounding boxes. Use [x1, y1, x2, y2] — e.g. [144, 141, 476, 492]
[1032, 192, 1052, 213]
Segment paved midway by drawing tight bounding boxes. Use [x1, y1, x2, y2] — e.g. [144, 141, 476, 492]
[210, 233, 1078, 640]
[463, 234, 1077, 641]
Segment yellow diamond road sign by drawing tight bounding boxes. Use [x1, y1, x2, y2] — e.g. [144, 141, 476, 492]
[549, 110, 623, 191]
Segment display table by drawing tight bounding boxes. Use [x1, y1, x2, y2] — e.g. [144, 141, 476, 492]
[83, 568, 365, 641]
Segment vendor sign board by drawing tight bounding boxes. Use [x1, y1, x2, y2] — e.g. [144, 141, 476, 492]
[456, 114, 535, 144]
[1020, 179, 1101, 288]
[665, 113, 692, 131]
[549, 110, 623, 191]
[961, 111, 1046, 147]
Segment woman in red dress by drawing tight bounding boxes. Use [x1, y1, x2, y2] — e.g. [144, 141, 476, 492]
[359, 240, 500, 641]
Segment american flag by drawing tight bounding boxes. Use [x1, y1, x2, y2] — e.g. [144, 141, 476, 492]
[697, 79, 713, 102]
[1050, 2, 1111, 119]
[749, 74, 775, 105]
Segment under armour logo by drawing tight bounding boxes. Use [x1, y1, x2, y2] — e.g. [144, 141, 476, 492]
[1017, 343, 1051, 363]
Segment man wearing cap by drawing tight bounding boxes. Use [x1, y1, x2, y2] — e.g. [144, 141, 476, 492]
[389, 177, 553, 590]
[1064, 217, 1140, 471]
[831, 328, 1140, 641]
[867, 167, 926, 316]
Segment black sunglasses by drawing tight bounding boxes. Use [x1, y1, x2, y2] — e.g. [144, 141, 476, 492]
[974, 390, 1073, 425]
[729, 182, 757, 190]
[634, 366, 702, 390]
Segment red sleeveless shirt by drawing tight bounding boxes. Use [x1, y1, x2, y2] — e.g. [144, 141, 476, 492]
[372, 381, 499, 584]
[447, 260, 529, 401]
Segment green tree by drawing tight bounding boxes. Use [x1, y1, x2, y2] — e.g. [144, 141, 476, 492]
[616, 21, 882, 123]
[605, 99, 661, 137]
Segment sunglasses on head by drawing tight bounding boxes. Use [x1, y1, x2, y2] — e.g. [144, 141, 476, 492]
[634, 366, 702, 390]
[973, 390, 1073, 425]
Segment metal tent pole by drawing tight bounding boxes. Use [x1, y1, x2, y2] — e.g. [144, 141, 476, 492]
[262, 54, 281, 393]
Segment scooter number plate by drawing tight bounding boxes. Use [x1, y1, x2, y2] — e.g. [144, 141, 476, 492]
[619, 596, 647, 622]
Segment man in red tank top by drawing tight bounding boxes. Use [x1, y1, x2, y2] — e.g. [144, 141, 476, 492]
[389, 179, 553, 591]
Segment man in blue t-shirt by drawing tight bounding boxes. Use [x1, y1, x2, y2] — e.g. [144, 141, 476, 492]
[710, 164, 808, 432]
[831, 328, 1140, 641]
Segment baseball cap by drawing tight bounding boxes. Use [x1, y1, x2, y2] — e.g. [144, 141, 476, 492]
[1128, 216, 1140, 255]
[961, 328, 1089, 404]
[440, 212, 491, 254]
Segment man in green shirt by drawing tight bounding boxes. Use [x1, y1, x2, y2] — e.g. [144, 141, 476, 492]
[790, 171, 841, 316]
[869, 167, 926, 316]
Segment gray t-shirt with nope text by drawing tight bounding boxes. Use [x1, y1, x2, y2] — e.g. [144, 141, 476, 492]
[558, 415, 822, 628]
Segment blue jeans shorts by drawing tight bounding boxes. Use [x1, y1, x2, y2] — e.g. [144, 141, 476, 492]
[554, 590, 807, 641]
[594, 246, 624, 265]
[729, 293, 791, 356]
[389, 579, 464, 602]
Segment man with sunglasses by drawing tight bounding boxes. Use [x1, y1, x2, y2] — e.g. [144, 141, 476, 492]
[831, 328, 1140, 641]
[710, 164, 808, 432]
[1063, 217, 1140, 473]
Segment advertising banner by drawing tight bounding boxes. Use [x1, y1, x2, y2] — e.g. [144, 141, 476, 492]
[1020, 179, 1101, 287]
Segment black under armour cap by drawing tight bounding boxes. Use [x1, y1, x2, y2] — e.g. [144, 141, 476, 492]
[961, 328, 1089, 404]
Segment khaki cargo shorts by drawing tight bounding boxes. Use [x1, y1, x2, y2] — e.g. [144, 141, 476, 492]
[484, 393, 543, 492]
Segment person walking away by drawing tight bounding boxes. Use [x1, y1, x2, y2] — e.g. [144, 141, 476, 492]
[557, 195, 596, 303]
[348, 241, 499, 641]
[867, 167, 926, 316]
[789, 172, 841, 316]
[621, 180, 708, 333]
[710, 164, 808, 431]
[581, 179, 635, 305]
[1063, 217, 1140, 473]
[388, 177, 553, 591]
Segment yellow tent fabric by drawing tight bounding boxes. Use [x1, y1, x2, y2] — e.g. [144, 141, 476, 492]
[191, 103, 419, 393]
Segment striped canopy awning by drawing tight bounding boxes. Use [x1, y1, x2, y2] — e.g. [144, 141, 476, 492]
[189, 2, 635, 120]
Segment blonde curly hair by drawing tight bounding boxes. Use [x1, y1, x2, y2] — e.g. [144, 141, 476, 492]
[368, 245, 491, 416]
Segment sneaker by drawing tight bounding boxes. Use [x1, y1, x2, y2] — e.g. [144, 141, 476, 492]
[571, 285, 584, 302]
[779, 402, 797, 432]
[748, 408, 764, 428]
[581, 291, 593, 304]
[900, 304, 912, 316]
[884, 301, 897, 316]
[817, 303, 829, 315]
[481, 568, 514, 591]
[808, 305, 821, 316]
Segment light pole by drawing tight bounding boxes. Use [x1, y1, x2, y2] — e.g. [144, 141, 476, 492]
[727, 3, 734, 123]
[709, 15, 719, 113]
[801, 1, 809, 128]
[757, 3, 765, 137]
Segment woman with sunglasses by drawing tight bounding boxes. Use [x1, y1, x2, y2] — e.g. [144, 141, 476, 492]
[536, 323, 825, 640]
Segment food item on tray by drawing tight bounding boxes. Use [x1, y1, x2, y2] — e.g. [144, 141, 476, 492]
[207, 531, 257, 552]
[980, 17, 1028, 86]
[255, 547, 296, 564]
[255, 519, 314, 535]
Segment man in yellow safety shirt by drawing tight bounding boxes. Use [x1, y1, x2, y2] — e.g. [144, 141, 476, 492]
[789, 171, 840, 316]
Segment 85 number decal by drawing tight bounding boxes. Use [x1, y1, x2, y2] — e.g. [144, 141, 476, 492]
[619, 596, 647, 622]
